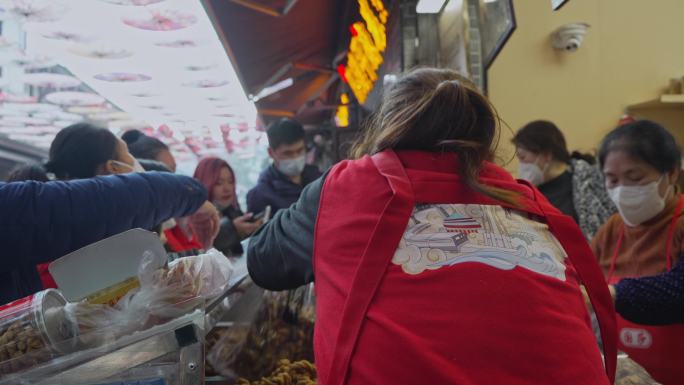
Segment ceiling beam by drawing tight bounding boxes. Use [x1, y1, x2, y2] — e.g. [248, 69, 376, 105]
[258, 109, 296, 117]
[230, 0, 299, 17]
[293, 62, 335, 74]
[296, 74, 340, 116]
[252, 62, 293, 98]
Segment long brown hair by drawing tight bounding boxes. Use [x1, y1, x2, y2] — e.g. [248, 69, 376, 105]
[351, 67, 518, 206]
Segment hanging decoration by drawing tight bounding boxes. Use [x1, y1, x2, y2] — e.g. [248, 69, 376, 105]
[182, 79, 229, 88]
[94, 72, 151, 82]
[155, 39, 200, 48]
[122, 10, 197, 31]
[100, 0, 165, 5]
[1, 0, 70, 23]
[11, 53, 55, 69]
[45, 91, 106, 106]
[69, 45, 133, 59]
[40, 29, 93, 43]
[2, 102, 60, 114]
[0, 92, 37, 103]
[21, 72, 82, 88]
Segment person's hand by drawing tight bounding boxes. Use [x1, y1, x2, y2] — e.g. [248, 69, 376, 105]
[189, 201, 220, 250]
[233, 213, 262, 239]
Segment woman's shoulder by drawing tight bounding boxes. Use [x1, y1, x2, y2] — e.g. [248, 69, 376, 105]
[327, 155, 377, 178]
[570, 159, 601, 179]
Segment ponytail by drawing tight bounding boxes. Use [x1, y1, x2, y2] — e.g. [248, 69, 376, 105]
[351, 68, 520, 207]
[6, 163, 49, 182]
[122, 129, 169, 160]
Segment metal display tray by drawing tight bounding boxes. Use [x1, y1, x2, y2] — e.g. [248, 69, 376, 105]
[0, 257, 250, 385]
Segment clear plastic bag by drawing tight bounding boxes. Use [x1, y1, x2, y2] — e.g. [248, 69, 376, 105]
[207, 283, 315, 381]
[66, 249, 233, 347]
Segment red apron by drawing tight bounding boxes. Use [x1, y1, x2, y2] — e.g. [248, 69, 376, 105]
[607, 196, 684, 385]
[313, 150, 616, 385]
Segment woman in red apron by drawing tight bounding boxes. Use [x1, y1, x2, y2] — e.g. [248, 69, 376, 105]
[248, 68, 616, 385]
[592, 120, 683, 385]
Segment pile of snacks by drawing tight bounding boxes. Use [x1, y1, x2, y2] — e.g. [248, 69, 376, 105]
[0, 290, 74, 375]
[0, 321, 51, 374]
[208, 285, 315, 380]
[0, 251, 234, 376]
[235, 360, 316, 385]
[615, 355, 660, 385]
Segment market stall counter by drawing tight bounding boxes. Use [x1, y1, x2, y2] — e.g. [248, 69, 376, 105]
[0, 230, 251, 385]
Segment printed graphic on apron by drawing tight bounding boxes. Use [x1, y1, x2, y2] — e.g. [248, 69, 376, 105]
[393, 204, 567, 280]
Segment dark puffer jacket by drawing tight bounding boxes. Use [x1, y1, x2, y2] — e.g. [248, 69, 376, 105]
[0, 172, 207, 302]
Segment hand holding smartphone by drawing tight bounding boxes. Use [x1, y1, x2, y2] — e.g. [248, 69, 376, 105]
[250, 205, 271, 223]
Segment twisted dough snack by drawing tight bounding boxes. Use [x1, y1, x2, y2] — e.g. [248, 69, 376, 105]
[235, 359, 316, 385]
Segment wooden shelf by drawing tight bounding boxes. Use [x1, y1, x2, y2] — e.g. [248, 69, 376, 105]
[628, 94, 684, 110]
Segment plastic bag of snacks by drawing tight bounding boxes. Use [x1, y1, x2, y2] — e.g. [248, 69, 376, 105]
[207, 284, 315, 381]
[65, 249, 233, 346]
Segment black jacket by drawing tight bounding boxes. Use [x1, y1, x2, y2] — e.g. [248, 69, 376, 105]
[247, 173, 326, 290]
[214, 206, 247, 257]
[246, 164, 322, 215]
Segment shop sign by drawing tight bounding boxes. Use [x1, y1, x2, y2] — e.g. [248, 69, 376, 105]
[335, 93, 350, 127]
[339, 0, 388, 104]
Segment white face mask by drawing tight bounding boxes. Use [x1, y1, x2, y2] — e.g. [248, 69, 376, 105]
[112, 159, 146, 173]
[518, 161, 545, 186]
[608, 175, 671, 226]
[277, 155, 306, 177]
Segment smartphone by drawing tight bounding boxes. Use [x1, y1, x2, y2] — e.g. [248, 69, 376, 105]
[251, 205, 271, 223]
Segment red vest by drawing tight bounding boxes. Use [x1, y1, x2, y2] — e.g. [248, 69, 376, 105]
[313, 150, 616, 385]
[607, 196, 684, 385]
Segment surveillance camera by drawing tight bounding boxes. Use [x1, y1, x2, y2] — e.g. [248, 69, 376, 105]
[552, 23, 590, 52]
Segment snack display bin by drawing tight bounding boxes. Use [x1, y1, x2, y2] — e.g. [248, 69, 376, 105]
[0, 257, 251, 385]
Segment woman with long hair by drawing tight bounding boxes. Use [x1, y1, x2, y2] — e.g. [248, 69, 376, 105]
[194, 157, 261, 256]
[247, 68, 616, 385]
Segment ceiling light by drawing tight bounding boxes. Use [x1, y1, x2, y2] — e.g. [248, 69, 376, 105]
[252, 78, 294, 102]
[416, 0, 447, 13]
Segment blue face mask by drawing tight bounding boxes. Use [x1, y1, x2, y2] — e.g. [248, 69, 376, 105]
[277, 155, 306, 177]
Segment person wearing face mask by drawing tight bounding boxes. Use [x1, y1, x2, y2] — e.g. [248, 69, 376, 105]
[194, 157, 262, 256]
[122, 129, 177, 173]
[35, 123, 219, 283]
[592, 120, 683, 385]
[513, 120, 616, 239]
[45, 123, 147, 179]
[246, 118, 322, 215]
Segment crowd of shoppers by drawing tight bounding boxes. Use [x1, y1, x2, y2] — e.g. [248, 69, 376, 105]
[2, 65, 684, 384]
